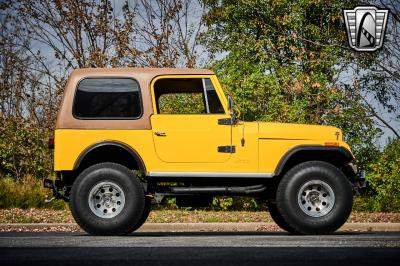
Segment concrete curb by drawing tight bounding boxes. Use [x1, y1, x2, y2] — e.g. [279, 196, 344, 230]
[0, 222, 399, 232]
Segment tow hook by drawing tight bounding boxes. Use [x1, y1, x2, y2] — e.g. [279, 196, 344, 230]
[355, 170, 366, 188]
[352, 170, 366, 196]
[345, 163, 366, 191]
[43, 179, 69, 202]
[45, 196, 56, 203]
[353, 170, 366, 188]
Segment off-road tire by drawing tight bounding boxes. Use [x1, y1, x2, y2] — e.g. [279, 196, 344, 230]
[267, 202, 297, 234]
[69, 162, 145, 235]
[276, 161, 353, 235]
[131, 197, 152, 231]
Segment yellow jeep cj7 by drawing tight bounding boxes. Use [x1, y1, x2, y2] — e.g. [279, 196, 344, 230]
[44, 68, 365, 235]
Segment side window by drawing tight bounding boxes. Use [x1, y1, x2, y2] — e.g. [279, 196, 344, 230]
[159, 92, 205, 114]
[73, 78, 142, 119]
[203, 78, 224, 114]
[154, 78, 224, 114]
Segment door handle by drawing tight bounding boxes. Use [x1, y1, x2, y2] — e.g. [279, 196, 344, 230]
[154, 131, 167, 137]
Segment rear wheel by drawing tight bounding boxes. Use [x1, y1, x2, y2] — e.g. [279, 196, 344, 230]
[70, 162, 145, 235]
[276, 161, 353, 235]
[131, 197, 152, 231]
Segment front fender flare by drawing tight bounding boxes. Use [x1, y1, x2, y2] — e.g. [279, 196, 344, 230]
[274, 145, 354, 176]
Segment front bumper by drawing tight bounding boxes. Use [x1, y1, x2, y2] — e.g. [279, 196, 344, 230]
[344, 162, 366, 192]
[354, 170, 366, 188]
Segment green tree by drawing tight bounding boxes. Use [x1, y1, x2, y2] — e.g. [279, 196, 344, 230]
[367, 138, 400, 211]
[347, 0, 400, 139]
[203, 0, 380, 164]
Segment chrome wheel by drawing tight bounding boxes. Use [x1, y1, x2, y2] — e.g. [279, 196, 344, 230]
[88, 181, 126, 219]
[297, 180, 335, 217]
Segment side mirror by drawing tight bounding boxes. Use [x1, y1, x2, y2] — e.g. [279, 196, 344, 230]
[227, 95, 234, 112]
[227, 95, 237, 124]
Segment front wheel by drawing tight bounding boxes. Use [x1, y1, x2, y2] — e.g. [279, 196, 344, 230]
[276, 161, 353, 235]
[70, 162, 145, 235]
[267, 202, 297, 234]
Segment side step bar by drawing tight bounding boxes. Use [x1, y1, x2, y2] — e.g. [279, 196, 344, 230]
[170, 184, 266, 195]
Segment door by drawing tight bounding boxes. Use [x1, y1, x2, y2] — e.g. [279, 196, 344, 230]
[150, 76, 232, 163]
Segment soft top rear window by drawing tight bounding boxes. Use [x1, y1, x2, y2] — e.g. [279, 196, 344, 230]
[73, 77, 142, 119]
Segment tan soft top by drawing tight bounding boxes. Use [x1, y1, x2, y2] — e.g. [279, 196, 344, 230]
[56, 68, 215, 130]
[72, 67, 214, 77]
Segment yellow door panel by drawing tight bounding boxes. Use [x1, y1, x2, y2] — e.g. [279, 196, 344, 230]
[151, 114, 232, 163]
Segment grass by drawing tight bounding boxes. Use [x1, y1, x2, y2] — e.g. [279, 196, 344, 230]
[0, 176, 67, 210]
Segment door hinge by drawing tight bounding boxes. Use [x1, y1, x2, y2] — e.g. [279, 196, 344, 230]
[218, 145, 236, 153]
[218, 118, 234, 125]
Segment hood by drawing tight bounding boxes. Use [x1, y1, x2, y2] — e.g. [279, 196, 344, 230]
[256, 122, 342, 141]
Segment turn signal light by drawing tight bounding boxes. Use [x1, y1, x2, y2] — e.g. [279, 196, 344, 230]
[324, 142, 339, 147]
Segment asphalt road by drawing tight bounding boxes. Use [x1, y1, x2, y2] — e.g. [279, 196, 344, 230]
[0, 231, 399, 266]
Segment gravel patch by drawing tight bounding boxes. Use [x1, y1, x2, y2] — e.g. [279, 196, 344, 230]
[0, 208, 399, 225]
